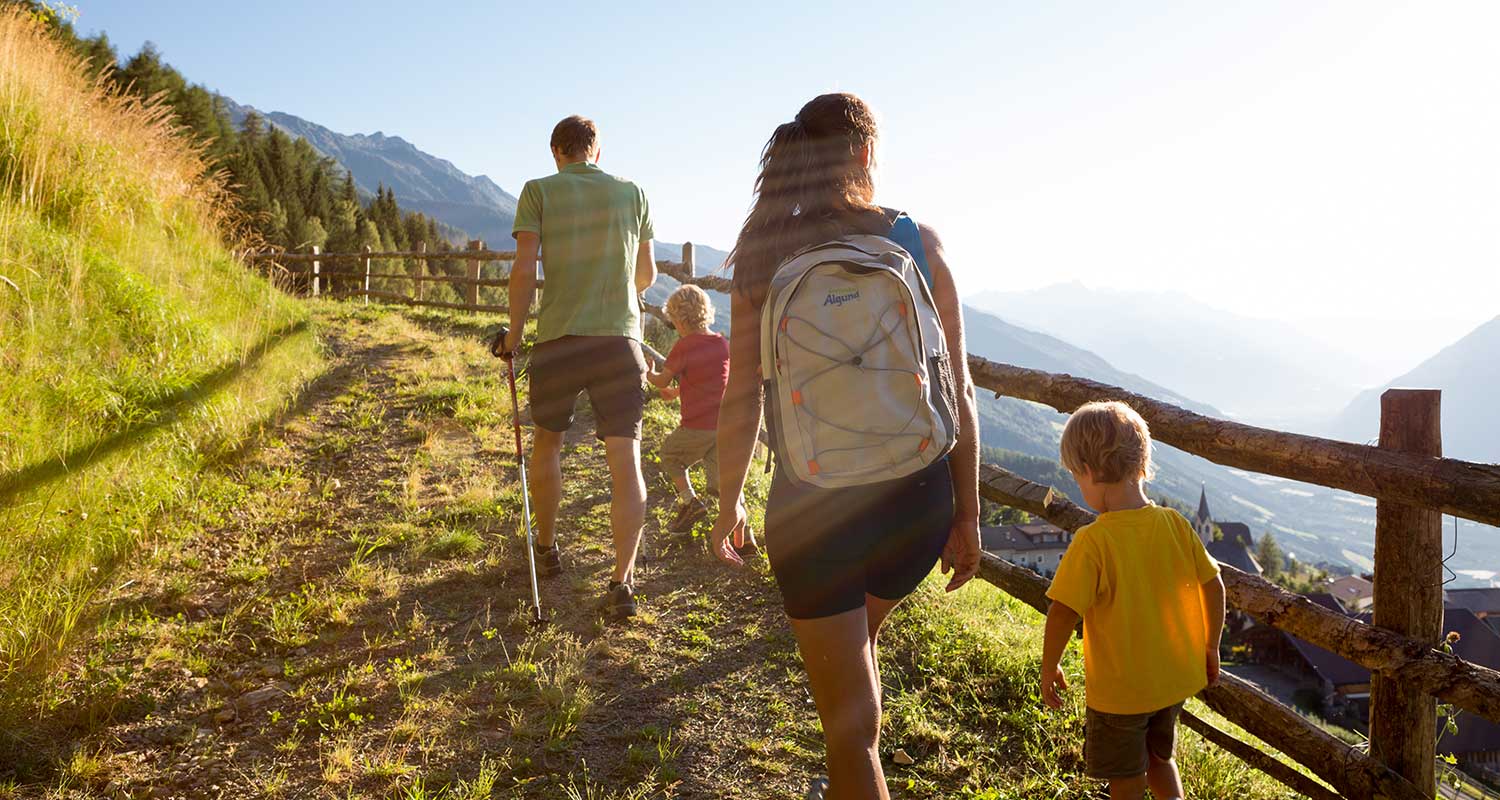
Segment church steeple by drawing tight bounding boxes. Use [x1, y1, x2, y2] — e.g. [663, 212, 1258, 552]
[1195, 484, 1215, 545]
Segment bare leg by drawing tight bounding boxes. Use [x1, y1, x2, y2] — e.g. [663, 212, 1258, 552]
[789, 607, 889, 800]
[603, 436, 647, 585]
[529, 427, 565, 549]
[1146, 754, 1183, 800]
[667, 466, 693, 499]
[1108, 775, 1147, 800]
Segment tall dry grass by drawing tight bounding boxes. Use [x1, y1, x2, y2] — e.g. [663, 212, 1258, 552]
[0, 6, 320, 700]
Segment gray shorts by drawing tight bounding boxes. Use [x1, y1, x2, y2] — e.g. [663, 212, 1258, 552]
[658, 426, 718, 491]
[1084, 703, 1182, 780]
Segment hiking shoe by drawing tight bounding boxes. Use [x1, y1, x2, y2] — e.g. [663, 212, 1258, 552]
[604, 582, 636, 620]
[533, 544, 562, 578]
[805, 777, 829, 800]
[667, 497, 708, 533]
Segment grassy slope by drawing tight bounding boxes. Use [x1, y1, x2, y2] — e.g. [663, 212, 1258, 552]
[0, 9, 322, 699]
[2, 303, 1311, 798]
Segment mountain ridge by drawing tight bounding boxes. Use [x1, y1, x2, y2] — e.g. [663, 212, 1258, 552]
[220, 99, 520, 244]
[1334, 315, 1500, 463]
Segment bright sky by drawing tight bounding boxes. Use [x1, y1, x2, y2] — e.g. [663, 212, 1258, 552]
[76, 0, 1499, 373]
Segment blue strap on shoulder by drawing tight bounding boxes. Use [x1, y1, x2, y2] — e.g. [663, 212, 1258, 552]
[888, 212, 932, 290]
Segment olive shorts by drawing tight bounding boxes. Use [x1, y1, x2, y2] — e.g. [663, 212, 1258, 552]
[1084, 702, 1183, 780]
[658, 426, 719, 491]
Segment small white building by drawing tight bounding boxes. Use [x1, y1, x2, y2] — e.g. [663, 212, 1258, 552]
[981, 522, 1073, 577]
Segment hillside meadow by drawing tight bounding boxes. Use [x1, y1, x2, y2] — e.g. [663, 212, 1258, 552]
[0, 6, 322, 705]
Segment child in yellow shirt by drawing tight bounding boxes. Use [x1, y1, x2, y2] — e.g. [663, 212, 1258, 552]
[1040, 401, 1226, 800]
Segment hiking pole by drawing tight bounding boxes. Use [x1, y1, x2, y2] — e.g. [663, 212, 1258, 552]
[492, 325, 544, 627]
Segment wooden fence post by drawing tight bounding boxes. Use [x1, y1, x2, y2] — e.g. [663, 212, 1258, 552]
[416, 241, 426, 303]
[683, 241, 695, 278]
[311, 245, 321, 297]
[362, 245, 373, 305]
[466, 239, 483, 310]
[1369, 388, 1443, 795]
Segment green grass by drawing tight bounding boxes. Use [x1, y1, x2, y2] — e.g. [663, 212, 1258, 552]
[0, 8, 321, 706]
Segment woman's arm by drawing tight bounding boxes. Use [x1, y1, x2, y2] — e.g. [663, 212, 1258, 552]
[709, 289, 764, 566]
[921, 223, 982, 591]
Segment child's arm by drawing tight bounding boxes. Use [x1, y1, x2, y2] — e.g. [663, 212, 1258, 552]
[1202, 574, 1226, 686]
[1040, 601, 1080, 709]
[646, 365, 675, 389]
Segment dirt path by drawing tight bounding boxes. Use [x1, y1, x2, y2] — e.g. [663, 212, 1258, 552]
[30, 307, 820, 800]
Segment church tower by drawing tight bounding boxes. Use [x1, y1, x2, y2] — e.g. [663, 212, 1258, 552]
[1195, 484, 1215, 545]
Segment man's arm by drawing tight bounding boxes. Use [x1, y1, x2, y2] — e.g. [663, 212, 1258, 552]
[635, 238, 657, 294]
[1040, 601, 1080, 709]
[504, 232, 541, 353]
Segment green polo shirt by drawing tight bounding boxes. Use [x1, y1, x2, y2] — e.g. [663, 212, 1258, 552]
[512, 162, 654, 343]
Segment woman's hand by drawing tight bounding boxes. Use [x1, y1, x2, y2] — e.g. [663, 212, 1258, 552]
[1206, 646, 1221, 687]
[709, 501, 748, 568]
[942, 516, 981, 592]
[660, 385, 680, 401]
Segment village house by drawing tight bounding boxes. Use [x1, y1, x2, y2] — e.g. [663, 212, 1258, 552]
[980, 521, 1072, 578]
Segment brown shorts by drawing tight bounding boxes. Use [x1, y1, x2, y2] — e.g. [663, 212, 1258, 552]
[529, 336, 646, 440]
[1084, 703, 1182, 780]
[659, 426, 719, 491]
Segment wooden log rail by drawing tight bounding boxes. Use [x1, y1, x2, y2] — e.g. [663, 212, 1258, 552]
[967, 358, 1500, 527]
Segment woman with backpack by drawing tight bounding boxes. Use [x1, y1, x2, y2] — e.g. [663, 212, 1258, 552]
[710, 93, 982, 800]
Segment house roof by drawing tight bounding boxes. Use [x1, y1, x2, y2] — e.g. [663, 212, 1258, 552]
[1207, 540, 1262, 575]
[1218, 522, 1255, 549]
[1197, 485, 1212, 523]
[980, 523, 1070, 554]
[1304, 592, 1348, 615]
[1329, 575, 1374, 603]
[1448, 588, 1500, 615]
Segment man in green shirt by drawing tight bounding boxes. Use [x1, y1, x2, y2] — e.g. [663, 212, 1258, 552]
[499, 115, 657, 620]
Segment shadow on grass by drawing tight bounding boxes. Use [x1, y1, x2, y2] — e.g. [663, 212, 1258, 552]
[0, 320, 311, 504]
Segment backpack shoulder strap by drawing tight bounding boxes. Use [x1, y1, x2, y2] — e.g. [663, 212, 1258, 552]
[882, 208, 932, 289]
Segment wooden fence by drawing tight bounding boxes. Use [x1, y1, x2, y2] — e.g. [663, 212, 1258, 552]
[251, 244, 1500, 799]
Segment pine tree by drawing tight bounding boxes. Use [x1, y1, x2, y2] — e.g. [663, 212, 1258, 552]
[1256, 533, 1285, 581]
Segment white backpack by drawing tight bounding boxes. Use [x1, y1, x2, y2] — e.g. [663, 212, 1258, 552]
[760, 220, 959, 489]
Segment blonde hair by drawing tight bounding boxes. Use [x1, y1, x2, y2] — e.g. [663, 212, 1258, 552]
[665, 284, 713, 331]
[1059, 401, 1156, 483]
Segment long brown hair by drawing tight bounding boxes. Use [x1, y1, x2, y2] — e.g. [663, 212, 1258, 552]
[728, 93, 888, 300]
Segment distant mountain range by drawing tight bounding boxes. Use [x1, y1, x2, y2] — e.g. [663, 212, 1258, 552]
[221, 101, 1496, 586]
[967, 283, 1384, 426]
[221, 99, 520, 245]
[1333, 315, 1500, 463]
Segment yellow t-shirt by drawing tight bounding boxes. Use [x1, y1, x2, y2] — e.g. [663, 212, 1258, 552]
[1045, 505, 1220, 715]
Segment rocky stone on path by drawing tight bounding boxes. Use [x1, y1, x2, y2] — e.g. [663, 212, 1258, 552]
[237, 681, 291, 709]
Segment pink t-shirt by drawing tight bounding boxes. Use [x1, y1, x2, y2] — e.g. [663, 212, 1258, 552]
[666, 333, 730, 430]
